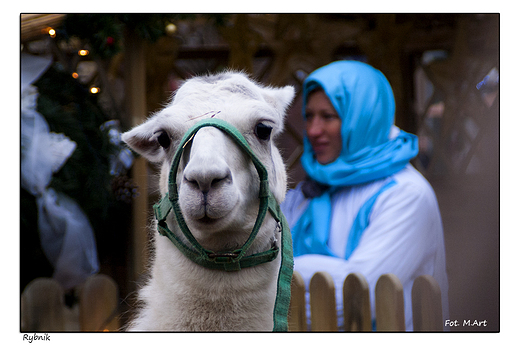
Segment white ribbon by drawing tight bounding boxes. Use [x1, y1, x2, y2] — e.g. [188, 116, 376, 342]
[21, 54, 99, 290]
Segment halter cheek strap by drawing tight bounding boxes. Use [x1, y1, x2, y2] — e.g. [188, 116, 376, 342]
[152, 117, 293, 331]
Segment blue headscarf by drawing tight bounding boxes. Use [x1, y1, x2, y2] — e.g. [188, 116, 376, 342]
[292, 61, 418, 258]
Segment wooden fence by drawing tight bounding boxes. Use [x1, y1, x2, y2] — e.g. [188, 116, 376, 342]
[21, 271, 441, 332]
[21, 274, 120, 332]
[288, 271, 443, 332]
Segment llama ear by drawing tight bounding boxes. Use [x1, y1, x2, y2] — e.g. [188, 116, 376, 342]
[122, 117, 165, 162]
[262, 85, 295, 115]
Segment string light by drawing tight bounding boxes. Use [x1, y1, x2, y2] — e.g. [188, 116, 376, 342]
[44, 27, 56, 38]
[78, 49, 90, 56]
[165, 23, 177, 36]
[72, 72, 79, 79]
[90, 86, 100, 94]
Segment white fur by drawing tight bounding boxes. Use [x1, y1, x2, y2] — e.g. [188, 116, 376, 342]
[122, 72, 294, 331]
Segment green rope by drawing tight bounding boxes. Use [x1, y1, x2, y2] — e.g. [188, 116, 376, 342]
[152, 118, 293, 330]
[268, 194, 294, 331]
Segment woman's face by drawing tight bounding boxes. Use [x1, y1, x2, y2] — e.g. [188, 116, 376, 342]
[305, 90, 342, 164]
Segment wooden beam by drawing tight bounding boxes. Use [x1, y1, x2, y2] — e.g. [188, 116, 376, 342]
[124, 30, 149, 287]
[21, 14, 66, 42]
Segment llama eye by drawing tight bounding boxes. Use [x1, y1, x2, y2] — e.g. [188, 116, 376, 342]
[255, 123, 272, 141]
[157, 131, 171, 149]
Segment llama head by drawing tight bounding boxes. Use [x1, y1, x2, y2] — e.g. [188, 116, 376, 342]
[122, 72, 294, 253]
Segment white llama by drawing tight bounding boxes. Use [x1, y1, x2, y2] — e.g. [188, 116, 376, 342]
[122, 72, 295, 331]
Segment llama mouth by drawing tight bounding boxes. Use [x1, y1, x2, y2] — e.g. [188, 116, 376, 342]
[197, 215, 219, 225]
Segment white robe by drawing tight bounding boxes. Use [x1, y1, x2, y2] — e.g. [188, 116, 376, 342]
[281, 164, 449, 331]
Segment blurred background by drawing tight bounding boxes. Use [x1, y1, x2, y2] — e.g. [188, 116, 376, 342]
[20, 13, 499, 331]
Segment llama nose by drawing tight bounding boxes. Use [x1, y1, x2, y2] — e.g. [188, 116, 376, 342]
[183, 161, 232, 193]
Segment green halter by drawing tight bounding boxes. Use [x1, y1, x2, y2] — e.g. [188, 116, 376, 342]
[152, 117, 294, 331]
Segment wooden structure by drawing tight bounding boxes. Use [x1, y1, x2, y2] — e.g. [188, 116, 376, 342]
[21, 271, 441, 332]
[288, 271, 443, 332]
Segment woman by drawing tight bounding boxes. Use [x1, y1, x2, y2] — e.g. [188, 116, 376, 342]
[281, 61, 449, 331]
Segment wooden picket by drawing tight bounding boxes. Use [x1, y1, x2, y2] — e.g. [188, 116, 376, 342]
[288, 271, 307, 331]
[78, 274, 120, 331]
[343, 273, 371, 331]
[412, 275, 443, 331]
[21, 274, 120, 332]
[288, 271, 443, 332]
[309, 272, 338, 331]
[21, 278, 67, 331]
[375, 273, 405, 331]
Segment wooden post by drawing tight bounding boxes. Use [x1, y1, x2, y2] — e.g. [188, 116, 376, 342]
[343, 272, 372, 331]
[124, 30, 149, 287]
[288, 271, 307, 331]
[21, 278, 66, 331]
[375, 273, 405, 331]
[309, 271, 337, 331]
[79, 274, 120, 331]
[412, 275, 443, 331]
